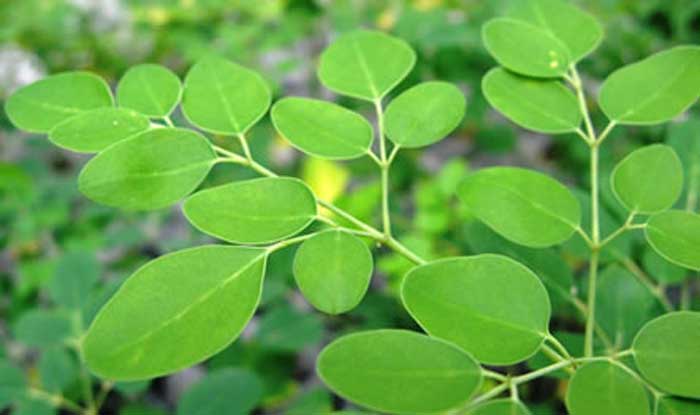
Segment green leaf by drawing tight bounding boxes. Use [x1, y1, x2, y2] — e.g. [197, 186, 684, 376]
[595, 265, 658, 348]
[642, 248, 687, 285]
[633, 312, 700, 399]
[256, 305, 324, 352]
[458, 167, 581, 248]
[78, 128, 216, 211]
[482, 18, 570, 78]
[657, 397, 700, 415]
[0, 361, 25, 409]
[47, 251, 100, 310]
[667, 118, 700, 208]
[646, 210, 700, 270]
[467, 399, 532, 415]
[599, 46, 700, 125]
[182, 56, 271, 134]
[566, 361, 650, 415]
[38, 348, 78, 393]
[402, 255, 550, 365]
[271, 97, 373, 159]
[5, 72, 113, 133]
[176, 368, 262, 415]
[318, 30, 416, 101]
[48, 108, 150, 153]
[482, 67, 581, 133]
[611, 145, 683, 214]
[83, 245, 267, 380]
[14, 397, 54, 415]
[183, 177, 317, 244]
[317, 330, 482, 415]
[13, 310, 72, 348]
[286, 387, 333, 415]
[508, 0, 603, 62]
[293, 230, 373, 314]
[384, 81, 466, 148]
[117, 64, 182, 118]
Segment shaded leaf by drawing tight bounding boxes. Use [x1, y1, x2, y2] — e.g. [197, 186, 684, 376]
[566, 361, 649, 415]
[646, 210, 700, 270]
[176, 368, 262, 415]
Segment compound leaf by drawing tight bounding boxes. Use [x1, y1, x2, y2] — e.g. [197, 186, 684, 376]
[508, 0, 603, 61]
[117, 64, 182, 118]
[458, 167, 581, 248]
[6, 72, 113, 133]
[482, 18, 570, 78]
[318, 30, 415, 101]
[83, 245, 267, 380]
[182, 56, 271, 134]
[646, 210, 700, 270]
[401, 255, 550, 365]
[482, 67, 581, 133]
[78, 128, 216, 211]
[293, 230, 373, 314]
[611, 144, 683, 214]
[176, 368, 262, 415]
[183, 177, 317, 244]
[49, 108, 150, 153]
[271, 97, 372, 159]
[317, 330, 482, 415]
[633, 312, 700, 399]
[566, 361, 650, 415]
[599, 46, 700, 125]
[384, 81, 465, 148]
[468, 399, 532, 415]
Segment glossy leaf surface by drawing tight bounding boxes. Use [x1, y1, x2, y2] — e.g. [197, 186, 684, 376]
[78, 128, 216, 210]
[182, 56, 271, 134]
[83, 245, 266, 380]
[384, 81, 465, 148]
[633, 312, 700, 399]
[183, 177, 317, 244]
[402, 255, 550, 365]
[271, 97, 372, 159]
[458, 167, 581, 247]
[317, 330, 482, 415]
[6, 72, 113, 133]
[482, 67, 581, 133]
[318, 30, 415, 101]
[294, 230, 373, 314]
[611, 144, 683, 214]
[49, 108, 150, 153]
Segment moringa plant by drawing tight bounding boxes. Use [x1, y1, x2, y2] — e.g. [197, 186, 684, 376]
[3, 0, 700, 414]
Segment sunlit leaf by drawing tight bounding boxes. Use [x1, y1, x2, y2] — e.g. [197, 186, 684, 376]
[117, 64, 182, 118]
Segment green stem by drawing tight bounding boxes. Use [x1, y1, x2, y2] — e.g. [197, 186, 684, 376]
[584, 250, 599, 357]
[29, 388, 85, 414]
[681, 278, 691, 310]
[546, 334, 573, 361]
[237, 133, 253, 162]
[621, 258, 674, 312]
[599, 212, 636, 248]
[162, 116, 175, 127]
[266, 232, 321, 253]
[374, 99, 392, 237]
[482, 369, 508, 382]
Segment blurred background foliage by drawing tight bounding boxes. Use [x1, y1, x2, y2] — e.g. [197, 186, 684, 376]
[1, 0, 699, 414]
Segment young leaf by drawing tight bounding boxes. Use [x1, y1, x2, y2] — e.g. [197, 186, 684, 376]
[611, 144, 683, 213]
[646, 210, 700, 270]
[633, 312, 700, 399]
[317, 330, 482, 415]
[176, 368, 262, 415]
[317, 30, 416, 101]
[384, 81, 466, 148]
[599, 46, 700, 125]
[595, 265, 658, 348]
[566, 361, 650, 415]
[467, 399, 532, 415]
[183, 177, 317, 244]
[657, 397, 700, 415]
[182, 56, 271, 134]
[83, 245, 267, 380]
[508, 0, 603, 62]
[458, 167, 581, 248]
[401, 255, 551, 365]
[117, 64, 182, 118]
[6, 72, 113, 133]
[293, 230, 373, 314]
[78, 128, 216, 211]
[271, 97, 373, 159]
[482, 67, 581, 133]
[49, 108, 150, 153]
[482, 18, 570, 78]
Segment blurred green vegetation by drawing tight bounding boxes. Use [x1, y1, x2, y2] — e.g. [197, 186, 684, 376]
[1, 0, 699, 414]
